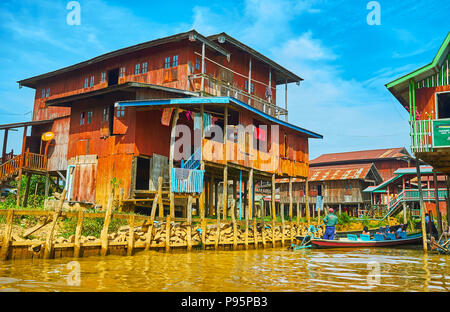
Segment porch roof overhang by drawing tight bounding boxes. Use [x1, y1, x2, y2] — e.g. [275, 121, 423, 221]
[46, 82, 198, 107]
[115, 96, 323, 139]
[0, 119, 54, 130]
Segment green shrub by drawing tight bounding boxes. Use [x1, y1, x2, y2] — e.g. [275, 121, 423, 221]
[338, 212, 351, 225]
[60, 216, 128, 239]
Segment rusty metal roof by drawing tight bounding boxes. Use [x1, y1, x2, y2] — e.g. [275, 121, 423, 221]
[310, 148, 410, 165]
[276, 163, 378, 183]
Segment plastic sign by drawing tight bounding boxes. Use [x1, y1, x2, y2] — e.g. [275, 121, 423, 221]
[432, 120, 450, 148]
[41, 132, 55, 142]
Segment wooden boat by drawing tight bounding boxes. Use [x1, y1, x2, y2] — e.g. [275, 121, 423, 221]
[295, 227, 381, 245]
[309, 233, 422, 248]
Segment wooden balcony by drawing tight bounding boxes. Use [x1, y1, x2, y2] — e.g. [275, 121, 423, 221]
[188, 73, 288, 120]
[0, 152, 46, 183]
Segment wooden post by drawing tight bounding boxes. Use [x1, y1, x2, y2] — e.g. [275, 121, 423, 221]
[433, 172, 442, 236]
[168, 108, 179, 216]
[0, 209, 14, 260]
[223, 104, 228, 220]
[44, 172, 50, 197]
[249, 169, 253, 221]
[271, 173, 276, 248]
[1, 129, 8, 163]
[169, 192, 175, 219]
[16, 125, 28, 206]
[44, 189, 67, 259]
[145, 189, 159, 251]
[305, 179, 311, 224]
[158, 175, 163, 218]
[447, 176, 450, 227]
[223, 166, 228, 220]
[100, 195, 114, 256]
[23, 172, 32, 208]
[289, 178, 293, 220]
[245, 200, 249, 250]
[200, 42, 205, 94]
[118, 188, 124, 212]
[187, 196, 193, 251]
[127, 215, 135, 256]
[215, 196, 220, 250]
[339, 203, 342, 215]
[261, 195, 266, 248]
[253, 217, 258, 249]
[281, 203, 285, 247]
[231, 199, 237, 250]
[209, 175, 214, 216]
[165, 215, 171, 252]
[73, 209, 84, 258]
[416, 161, 427, 252]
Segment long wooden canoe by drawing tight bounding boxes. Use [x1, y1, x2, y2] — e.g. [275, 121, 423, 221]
[309, 233, 422, 249]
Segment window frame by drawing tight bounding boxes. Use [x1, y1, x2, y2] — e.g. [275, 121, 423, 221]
[164, 57, 171, 69]
[135, 63, 141, 75]
[90, 75, 94, 87]
[142, 62, 148, 74]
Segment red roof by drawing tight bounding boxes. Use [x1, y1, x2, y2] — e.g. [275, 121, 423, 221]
[276, 163, 376, 183]
[310, 148, 409, 165]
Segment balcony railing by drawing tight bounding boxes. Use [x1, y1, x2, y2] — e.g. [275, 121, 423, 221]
[410, 118, 450, 153]
[171, 168, 205, 193]
[188, 73, 288, 120]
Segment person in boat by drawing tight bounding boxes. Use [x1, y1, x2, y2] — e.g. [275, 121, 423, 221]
[425, 213, 439, 240]
[323, 208, 338, 240]
[362, 226, 370, 235]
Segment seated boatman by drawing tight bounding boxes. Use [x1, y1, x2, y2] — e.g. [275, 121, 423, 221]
[323, 208, 338, 240]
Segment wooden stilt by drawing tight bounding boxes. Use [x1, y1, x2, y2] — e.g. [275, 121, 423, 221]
[145, 187, 159, 251]
[433, 172, 442, 236]
[305, 179, 310, 224]
[271, 174, 276, 248]
[416, 161, 428, 252]
[165, 215, 171, 252]
[100, 195, 114, 256]
[186, 196, 193, 251]
[261, 195, 266, 248]
[281, 203, 285, 247]
[44, 189, 66, 259]
[223, 166, 228, 220]
[253, 216, 257, 248]
[23, 173, 32, 208]
[16, 126, 28, 206]
[0, 209, 14, 260]
[73, 209, 84, 258]
[231, 200, 237, 250]
[169, 192, 175, 219]
[127, 215, 135, 256]
[158, 174, 164, 218]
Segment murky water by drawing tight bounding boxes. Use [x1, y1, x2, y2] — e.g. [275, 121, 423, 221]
[0, 247, 448, 292]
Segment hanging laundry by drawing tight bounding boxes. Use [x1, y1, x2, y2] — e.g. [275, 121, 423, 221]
[185, 110, 193, 121]
[203, 113, 212, 132]
[161, 108, 174, 126]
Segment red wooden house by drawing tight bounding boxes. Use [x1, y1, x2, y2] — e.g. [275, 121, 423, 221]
[1, 30, 322, 217]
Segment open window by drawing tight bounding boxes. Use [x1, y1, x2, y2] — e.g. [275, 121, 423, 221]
[437, 92, 450, 119]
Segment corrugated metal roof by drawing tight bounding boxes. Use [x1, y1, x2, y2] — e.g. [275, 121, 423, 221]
[276, 163, 375, 183]
[116, 96, 323, 139]
[0, 119, 54, 130]
[310, 147, 410, 165]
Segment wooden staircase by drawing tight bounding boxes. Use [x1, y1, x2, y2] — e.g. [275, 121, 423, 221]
[0, 153, 47, 186]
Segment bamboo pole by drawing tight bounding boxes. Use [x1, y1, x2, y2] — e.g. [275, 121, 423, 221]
[305, 179, 311, 224]
[253, 217, 257, 249]
[261, 198, 266, 248]
[271, 173, 276, 248]
[73, 209, 84, 258]
[158, 174, 164, 218]
[215, 196, 220, 250]
[223, 104, 228, 220]
[0, 209, 14, 260]
[187, 196, 193, 251]
[145, 192, 159, 251]
[100, 195, 113, 256]
[165, 215, 171, 252]
[44, 189, 66, 259]
[127, 215, 135, 256]
[281, 203, 285, 247]
[169, 192, 175, 219]
[231, 200, 237, 250]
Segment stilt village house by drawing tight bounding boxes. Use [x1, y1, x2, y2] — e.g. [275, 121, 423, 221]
[0, 30, 323, 218]
[277, 148, 414, 217]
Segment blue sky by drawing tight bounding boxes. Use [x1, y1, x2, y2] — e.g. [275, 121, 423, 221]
[0, 0, 449, 159]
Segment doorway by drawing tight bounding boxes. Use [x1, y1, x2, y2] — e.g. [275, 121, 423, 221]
[108, 68, 119, 86]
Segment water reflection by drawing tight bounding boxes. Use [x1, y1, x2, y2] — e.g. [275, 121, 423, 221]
[0, 247, 448, 292]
